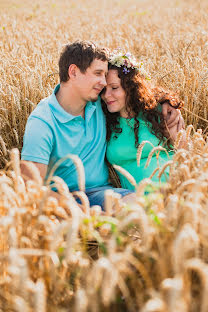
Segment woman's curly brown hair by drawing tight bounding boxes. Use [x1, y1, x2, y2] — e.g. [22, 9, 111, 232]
[102, 64, 183, 149]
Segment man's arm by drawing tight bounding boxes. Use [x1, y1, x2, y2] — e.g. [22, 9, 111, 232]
[161, 103, 186, 148]
[164, 121, 186, 149]
[20, 116, 63, 200]
[152, 85, 184, 129]
[21, 161, 47, 180]
[20, 161, 61, 201]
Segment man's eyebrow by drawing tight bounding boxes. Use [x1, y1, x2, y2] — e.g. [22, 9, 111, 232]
[93, 69, 108, 76]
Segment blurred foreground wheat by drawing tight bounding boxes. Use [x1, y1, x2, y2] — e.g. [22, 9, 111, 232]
[0, 126, 207, 311]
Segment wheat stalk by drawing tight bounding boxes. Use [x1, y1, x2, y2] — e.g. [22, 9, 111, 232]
[137, 141, 155, 166]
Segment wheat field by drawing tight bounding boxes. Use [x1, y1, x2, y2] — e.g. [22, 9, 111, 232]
[1, 0, 208, 311]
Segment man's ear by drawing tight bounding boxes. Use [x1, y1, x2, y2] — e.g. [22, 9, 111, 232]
[68, 64, 78, 80]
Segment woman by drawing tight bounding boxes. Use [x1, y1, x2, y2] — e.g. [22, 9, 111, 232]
[101, 51, 184, 190]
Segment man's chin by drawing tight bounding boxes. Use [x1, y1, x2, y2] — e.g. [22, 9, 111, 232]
[89, 95, 99, 102]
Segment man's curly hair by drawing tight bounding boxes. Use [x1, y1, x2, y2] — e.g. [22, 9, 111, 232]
[102, 64, 183, 149]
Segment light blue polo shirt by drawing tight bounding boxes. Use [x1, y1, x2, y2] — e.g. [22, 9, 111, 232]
[21, 84, 109, 191]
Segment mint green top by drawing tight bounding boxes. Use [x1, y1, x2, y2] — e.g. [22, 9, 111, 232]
[106, 115, 174, 190]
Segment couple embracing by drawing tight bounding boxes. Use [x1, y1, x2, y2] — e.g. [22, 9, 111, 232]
[21, 40, 184, 209]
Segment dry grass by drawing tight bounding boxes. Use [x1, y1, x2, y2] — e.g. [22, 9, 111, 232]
[1, 0, 208, 311]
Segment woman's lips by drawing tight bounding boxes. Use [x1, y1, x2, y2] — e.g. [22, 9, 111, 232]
[107, 101, 116, 105]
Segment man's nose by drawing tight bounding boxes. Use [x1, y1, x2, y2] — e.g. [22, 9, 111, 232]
[100, 75, 107, 87]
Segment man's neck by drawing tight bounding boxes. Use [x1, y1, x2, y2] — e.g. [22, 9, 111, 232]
[56, 83, 86, 118]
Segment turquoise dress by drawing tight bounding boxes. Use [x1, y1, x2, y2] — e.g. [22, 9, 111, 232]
[106, 115, 174, 190]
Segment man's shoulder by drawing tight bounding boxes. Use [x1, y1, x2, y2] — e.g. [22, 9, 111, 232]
[28, 96, 53, 124]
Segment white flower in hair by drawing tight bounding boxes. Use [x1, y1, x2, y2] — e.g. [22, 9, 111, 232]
[109, 50, 150, 79]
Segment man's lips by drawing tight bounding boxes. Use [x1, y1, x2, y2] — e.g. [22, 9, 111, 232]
[94, 88, 103, 93]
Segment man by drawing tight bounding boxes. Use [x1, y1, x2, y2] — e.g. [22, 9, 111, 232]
[21, 41, 182, 209]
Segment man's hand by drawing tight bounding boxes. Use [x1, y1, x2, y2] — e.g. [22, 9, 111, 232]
[162, 103, 185, 129]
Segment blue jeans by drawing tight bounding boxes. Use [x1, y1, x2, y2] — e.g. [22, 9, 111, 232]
[84, 185, 133, 210]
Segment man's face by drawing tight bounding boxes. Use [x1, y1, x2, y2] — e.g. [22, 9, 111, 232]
[75, 59, 108, 102]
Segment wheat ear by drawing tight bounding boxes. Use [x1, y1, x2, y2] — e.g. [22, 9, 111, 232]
[75, 289, 88, 312]
[172, 223, 199, 274]
[177, 179, 196, 194]
[158, 160, 174, 179]
[137, 140, 155, 166]
[34, 279, 46, 312]
[145, 146, 170, 168]
[136, 178, 153, 196]
[142, 297, 165, 312]
[185, 124, 195, 142]
[46, 154, 85, 191]
[113, 164, 137, 187]
[10, 148, 21, 192]
[104, 189, 115, 215]
[185, 259, 208, 312]
[174, 130, 183, 150]
[0, 135, 7, 156]
[12, 128, 19, 145]
[49, 176, 69, 196]
[14, 296, 30, 312]
[73, 191, 90, 216]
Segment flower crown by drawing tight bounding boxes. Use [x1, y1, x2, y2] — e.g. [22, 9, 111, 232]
[109, 51, 149, 78]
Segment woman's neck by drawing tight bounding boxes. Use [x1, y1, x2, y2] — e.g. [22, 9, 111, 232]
[120, 109, 135, 119]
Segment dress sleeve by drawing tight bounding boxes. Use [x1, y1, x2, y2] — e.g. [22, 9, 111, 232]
[21, 117, 53, 165]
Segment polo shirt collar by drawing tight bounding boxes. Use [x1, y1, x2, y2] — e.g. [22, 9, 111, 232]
[85, 101, 96, 124]
[49, 84, 97, 124]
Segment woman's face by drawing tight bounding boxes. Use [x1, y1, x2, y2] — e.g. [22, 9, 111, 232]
[101, 69, 127, 117]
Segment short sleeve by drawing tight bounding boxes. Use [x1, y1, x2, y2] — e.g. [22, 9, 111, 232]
[21, 117, 53, 165]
